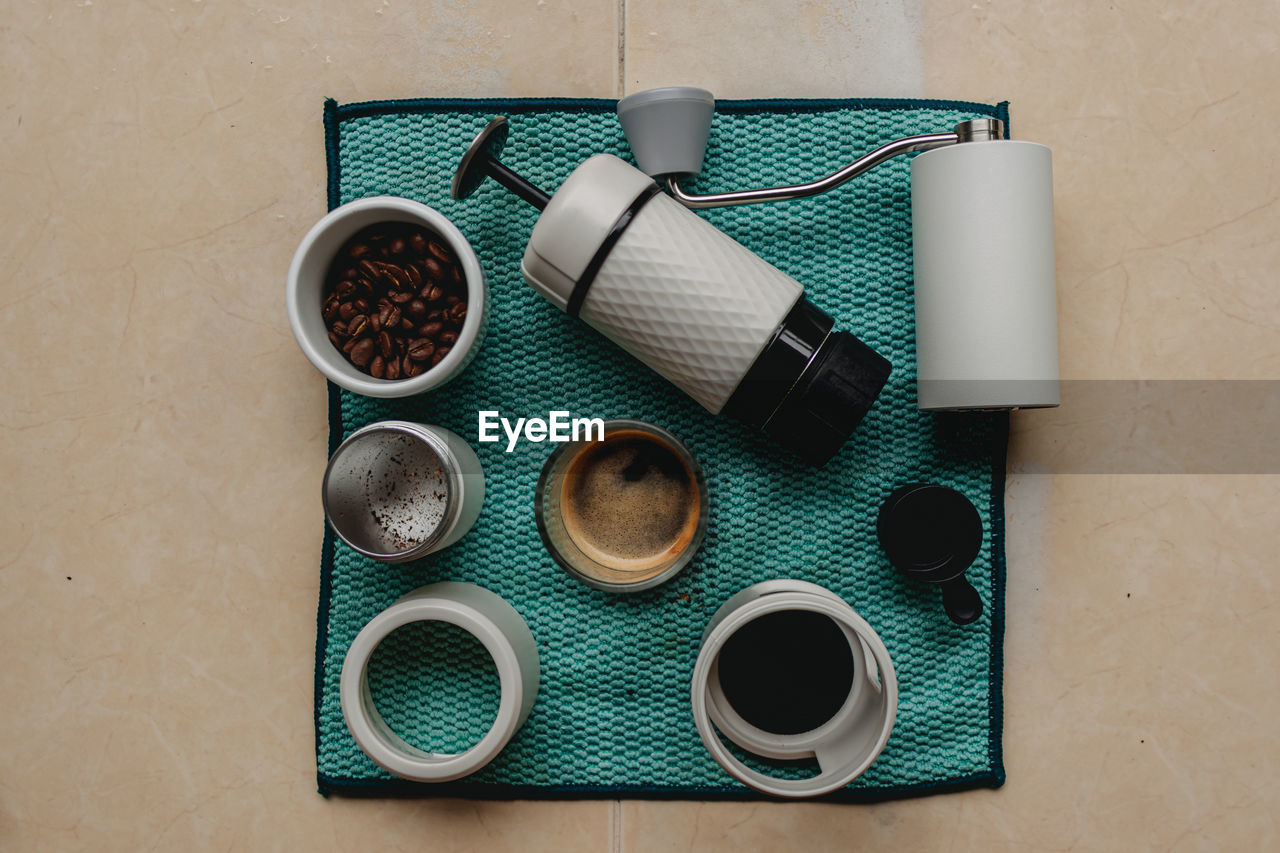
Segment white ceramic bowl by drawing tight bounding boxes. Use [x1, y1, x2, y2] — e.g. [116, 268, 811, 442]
[286, 196, 487, 398]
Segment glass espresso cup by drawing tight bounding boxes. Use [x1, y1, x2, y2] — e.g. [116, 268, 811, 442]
[535, 419, 708, 592]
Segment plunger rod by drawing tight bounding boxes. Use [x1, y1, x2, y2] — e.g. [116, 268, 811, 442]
[485, 158, 550, 211]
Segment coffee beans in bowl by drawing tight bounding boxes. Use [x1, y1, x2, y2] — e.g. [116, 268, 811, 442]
[287, 197, 487, 398]
[322, 223, 468, 380]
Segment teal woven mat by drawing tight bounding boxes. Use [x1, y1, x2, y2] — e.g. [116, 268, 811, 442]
[315, 96, 1008, 801]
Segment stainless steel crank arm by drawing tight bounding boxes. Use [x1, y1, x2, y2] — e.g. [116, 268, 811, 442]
[664, 118, 1002, 209]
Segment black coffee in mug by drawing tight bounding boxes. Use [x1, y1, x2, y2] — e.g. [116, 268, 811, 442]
[715, 609, 855, 736]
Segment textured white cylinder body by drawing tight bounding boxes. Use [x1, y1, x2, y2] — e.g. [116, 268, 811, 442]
[521, 154, 803, 415]
[911, 140, 1059, 411]
[581, 193, 802, 413]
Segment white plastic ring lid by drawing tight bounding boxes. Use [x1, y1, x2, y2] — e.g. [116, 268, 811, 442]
[339, 582, 540, 782]
[691, 579, 898, 798]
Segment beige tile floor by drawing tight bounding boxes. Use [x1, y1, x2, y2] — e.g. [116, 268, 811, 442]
[1, 0, 1276, 849]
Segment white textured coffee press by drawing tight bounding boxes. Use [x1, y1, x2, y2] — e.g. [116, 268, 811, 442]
[617, 87, 1060, 412]
[451, 117, 892, 466]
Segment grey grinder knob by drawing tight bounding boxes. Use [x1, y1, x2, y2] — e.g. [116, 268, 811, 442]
[616, 87, 715, 178]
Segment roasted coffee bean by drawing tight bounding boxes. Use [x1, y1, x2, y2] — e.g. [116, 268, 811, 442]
[336, 280, 356, 300]
[377, 330, 393, 359]
[426, 309, 445, 323]
[330, 320, 348, 338]
[328, 331, 342, 348]
[405, 264, 423, 289]
[350, 338, 375, 367]
[409, 232, 428, 255]
[353, 297, 369, 313]
[342, 335, 360, 355]
[431, 346, 451, 366]
[407, 299, 427, 321]
[427, 241, 452, 264]
[382, 262, 410, 290]
[446, 302, 467, 324]
[419, 321, 444, 339]
[349, 243, 371, 259]
[390, 290, 414, 305]
[399, 316, 415, 331]
[343, 267, 359, 281]
[450, 265, 463, 287]
[425, 285, 445, 304]
[438, 329, 459, 347]
[407, 338, 435, 362]
[403, 356, 423, 378]
[338, 301, 357, 321]
[378, 303, 401, 329]
[385, 356, 401, 380]
[369, 355, 386, 379]
[358, 259, 382, 281]
[322, 294, 341, 322]
[347, 314, 370, 339]
[444, 294, 460, 307]
[388, 237, 406, 256]
[422, 257, 445, 282]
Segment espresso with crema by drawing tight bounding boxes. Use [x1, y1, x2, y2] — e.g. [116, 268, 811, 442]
[560, 430, 700, 577]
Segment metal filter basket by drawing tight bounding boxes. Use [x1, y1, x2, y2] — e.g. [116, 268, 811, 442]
[322, 420, 485, 562]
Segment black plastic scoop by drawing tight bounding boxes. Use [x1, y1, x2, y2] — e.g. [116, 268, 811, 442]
[877, 483, 984, 625]
[450, 115, 551, 211]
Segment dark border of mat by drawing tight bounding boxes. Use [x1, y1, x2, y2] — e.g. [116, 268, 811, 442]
[314, 96, 1009, 802]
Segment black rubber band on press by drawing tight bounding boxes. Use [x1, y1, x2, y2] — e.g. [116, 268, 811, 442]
[566, 183, 663, 318]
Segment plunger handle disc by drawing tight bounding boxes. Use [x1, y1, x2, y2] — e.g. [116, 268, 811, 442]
[451, 115, 511, 201]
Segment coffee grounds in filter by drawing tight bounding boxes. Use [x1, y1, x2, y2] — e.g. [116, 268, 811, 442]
[363, 434, 448, 553]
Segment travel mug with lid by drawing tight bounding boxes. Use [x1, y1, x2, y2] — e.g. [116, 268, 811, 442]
[691, 579, 898, 798]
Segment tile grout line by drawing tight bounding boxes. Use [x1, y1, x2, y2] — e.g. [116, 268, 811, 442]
[616, 0, 627, 97]
[611, 800, 623, 853]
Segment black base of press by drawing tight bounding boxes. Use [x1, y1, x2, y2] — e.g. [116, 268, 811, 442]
[724, 298, 892, 467]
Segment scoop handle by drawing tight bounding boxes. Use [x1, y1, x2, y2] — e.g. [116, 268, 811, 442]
[940, 576, 983, 625]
